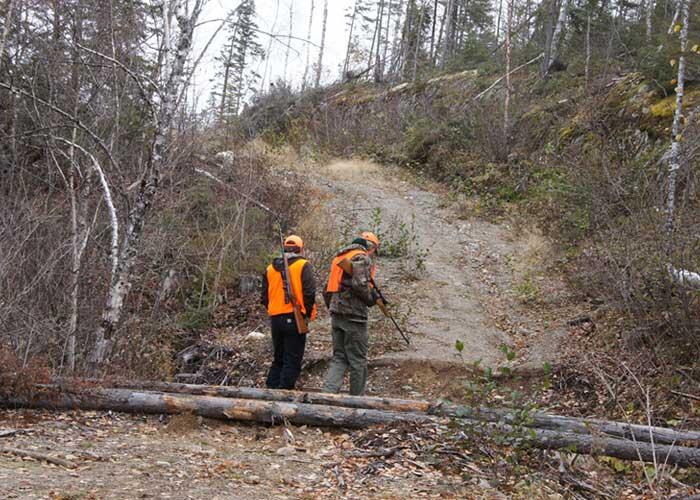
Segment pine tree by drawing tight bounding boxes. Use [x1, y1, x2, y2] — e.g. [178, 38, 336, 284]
[212, 0, 264, 121]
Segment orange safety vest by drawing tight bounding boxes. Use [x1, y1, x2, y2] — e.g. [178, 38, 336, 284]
[266, 259, 317, 319]
[326, 249, 376, 293]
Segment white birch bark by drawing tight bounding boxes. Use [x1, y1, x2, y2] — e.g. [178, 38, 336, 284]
[495, 0, 503, 45]
[90, 0, 205, 370]
[669, 266, 700, 289]
[0, 0, 15, 64]
[547, 0, 570, 72]
[440, 0, 455, 69]
[664, 0, 689, 240]
[645, 0, 654, 41]
[161, 0, 172, 86]
[668, 1, 681, 34]
[315, 0, 328, 87]
[53, 138, 120, 280]
[302, 0, 315, 88]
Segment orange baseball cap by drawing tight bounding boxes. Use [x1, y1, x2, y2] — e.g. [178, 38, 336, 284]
[361, 231, 379, 248]
[284, 234, 304, 249]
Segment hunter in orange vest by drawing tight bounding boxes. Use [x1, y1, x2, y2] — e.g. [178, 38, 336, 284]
[322, 232, 380, 396]
[261, 235, 317, 389]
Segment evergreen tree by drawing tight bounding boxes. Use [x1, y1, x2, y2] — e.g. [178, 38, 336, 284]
[212, 0, 264, 122]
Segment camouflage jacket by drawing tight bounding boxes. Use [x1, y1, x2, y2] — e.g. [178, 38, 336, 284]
[324, 244, 378, 322]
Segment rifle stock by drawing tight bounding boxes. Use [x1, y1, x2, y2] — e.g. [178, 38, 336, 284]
[280, 234, 309, 334]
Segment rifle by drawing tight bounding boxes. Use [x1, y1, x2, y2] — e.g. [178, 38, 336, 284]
[337, 258, 410, 346]
[279, 230, 309, 334]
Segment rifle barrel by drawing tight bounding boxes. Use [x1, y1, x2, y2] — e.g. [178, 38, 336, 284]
[371, 278, 410, 346]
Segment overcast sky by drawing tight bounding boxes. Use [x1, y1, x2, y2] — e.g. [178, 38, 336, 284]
[191, 0, 357, 109]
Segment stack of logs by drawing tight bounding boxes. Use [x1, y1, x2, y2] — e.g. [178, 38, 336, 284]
[4, 379, 700, 467]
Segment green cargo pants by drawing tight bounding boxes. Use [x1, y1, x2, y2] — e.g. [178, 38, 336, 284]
[322, 314, 368, 396]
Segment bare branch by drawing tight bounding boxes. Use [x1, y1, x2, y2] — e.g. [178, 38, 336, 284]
[0, 81, 121, 174]
[52, 136, 120, 280]
[473, 53, 543, 101]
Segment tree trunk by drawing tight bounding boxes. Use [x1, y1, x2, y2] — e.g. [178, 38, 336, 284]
[504, 0, 513, 139]
[411, 2, 425, 81]
[373, 0, 386, 83]
[260, 0, 280, 92]
[440, 0, 456, 69]
[342, 0, 358, 80]
[646, 0, 654, 40]
[389, 0, 405, 76]
[585, 11, 591, 88]
[8, 388, 434, 428]
[314, 0, 328, 87]
[8, 387, 700, 467]
[89, 0, 204, 371]
[547, 0, 569, 72]
[283, 0, 293, 83]
[396, 0, 416, 77]
[495, 0, 503, 45]
[542, 0, 557, 76]
[367, 0, 382, 75]
[219, 38, 236, 122]
[664, 0, 689, 242]
[90, 380, 700, 445]
[302, 0, 315, 89]
[668, 0, 681, 34]
[0, 0, 15, 64]
[429, 0, 438, 62]
[381, 0, 392, 79]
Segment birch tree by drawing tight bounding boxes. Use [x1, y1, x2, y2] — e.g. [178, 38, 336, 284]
[664, 1, 700, 289]
[302, 0, 315, 88]
[664, 0, 689, 240]
[0, 0, 16, 63]
[440, 0, 456, 68]
[545, 0, 570, 73]
[315, 0, 328, 87]
[90, 0, 207, 369]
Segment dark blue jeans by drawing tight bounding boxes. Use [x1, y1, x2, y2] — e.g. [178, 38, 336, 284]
[266, 314, 307, 389]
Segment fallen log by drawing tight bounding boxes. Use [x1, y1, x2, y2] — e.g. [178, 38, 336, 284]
[443, 405, 700, 446]
[103, 380, 431, 413]
[463, 423, 700, 468]
[4, 388, 434, 428]
[5, 387, 700, 467]
[97, 379, 700, 445]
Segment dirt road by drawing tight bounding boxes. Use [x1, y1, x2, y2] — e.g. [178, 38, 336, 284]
[317, 158, 565, 369]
